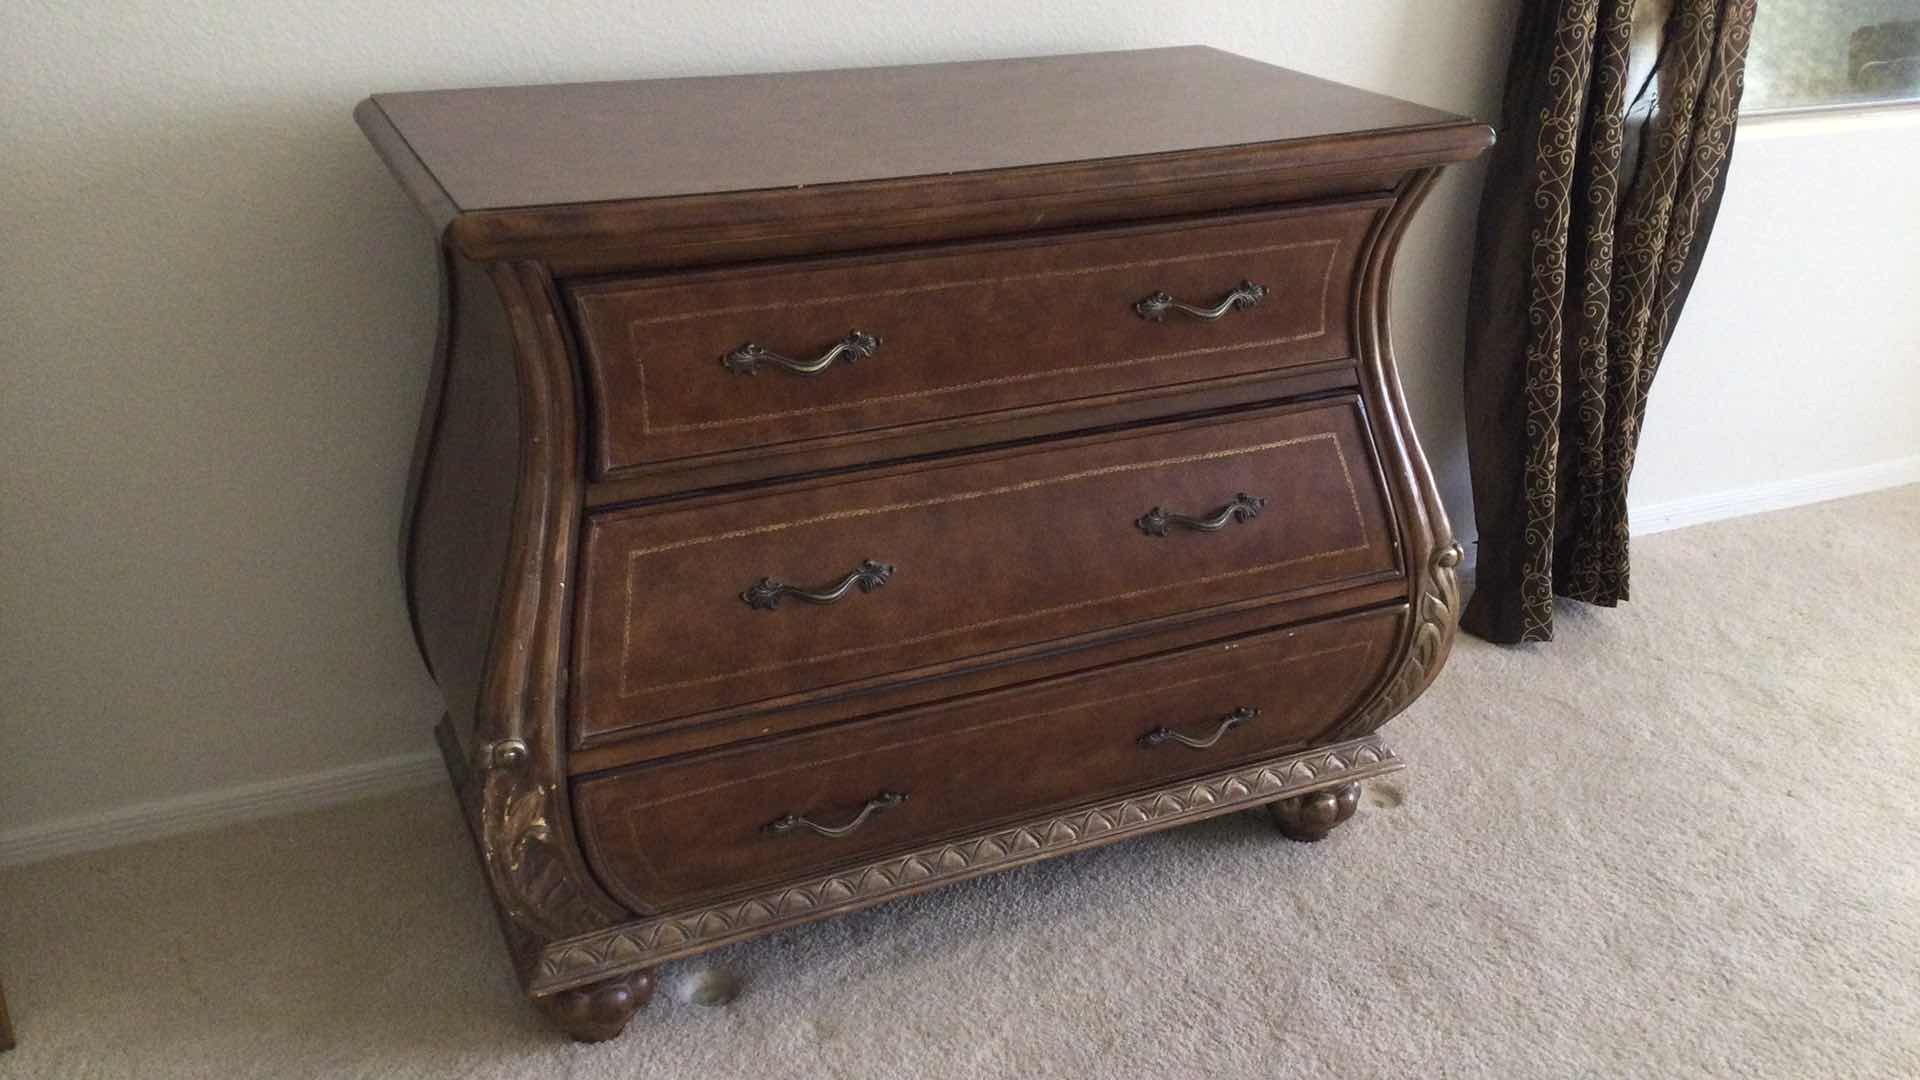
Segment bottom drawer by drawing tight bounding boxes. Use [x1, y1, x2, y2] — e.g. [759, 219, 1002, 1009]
[575, 605, 1403, 913]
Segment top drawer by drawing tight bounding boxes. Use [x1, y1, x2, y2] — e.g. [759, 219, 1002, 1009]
[569, 201, 1381, 475]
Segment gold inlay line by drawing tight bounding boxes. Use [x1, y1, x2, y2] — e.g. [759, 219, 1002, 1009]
[600, 234, 1345, 438]
[621, 432, 1339, 559]
[637, 333, 1327, 435]
[610, 431, 1368, 700]
[614, 639, 1377, 819]
[614, 238, 1340, 326]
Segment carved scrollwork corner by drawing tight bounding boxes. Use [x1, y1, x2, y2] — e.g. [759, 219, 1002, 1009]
[478, 738, 619, 941]
[1335, 540, 1464, 739]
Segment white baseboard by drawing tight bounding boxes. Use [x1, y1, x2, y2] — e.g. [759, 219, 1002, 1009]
[1454, 456, 1919, 581]
[1628, 456, 1920, 536]
[0, 750, 443, 868]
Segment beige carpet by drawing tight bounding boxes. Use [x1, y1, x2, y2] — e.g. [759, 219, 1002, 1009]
[4, 487, 1918, 1079]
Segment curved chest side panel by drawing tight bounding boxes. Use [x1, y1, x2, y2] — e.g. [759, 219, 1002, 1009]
[405, 253, 521, 752]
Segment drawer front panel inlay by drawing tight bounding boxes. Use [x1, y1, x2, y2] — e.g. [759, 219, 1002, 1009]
[575, 606, 1402, 913]
[569, 202, 1380, 473]
[573, 399, 1400, 744]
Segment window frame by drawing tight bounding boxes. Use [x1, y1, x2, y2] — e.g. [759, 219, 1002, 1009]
[1741, 3, 1920, 117]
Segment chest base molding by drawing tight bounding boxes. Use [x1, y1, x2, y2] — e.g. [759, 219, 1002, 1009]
[527, 733, 1402, 997]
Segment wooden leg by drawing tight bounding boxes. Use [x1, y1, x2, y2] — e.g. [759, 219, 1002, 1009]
[0, 974, 14, 1052]
[533, 969, 654, 1043]
[1267, 781, 1361, 842]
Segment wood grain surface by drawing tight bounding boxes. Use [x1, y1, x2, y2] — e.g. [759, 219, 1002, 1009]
[369, 46, 1470, 209]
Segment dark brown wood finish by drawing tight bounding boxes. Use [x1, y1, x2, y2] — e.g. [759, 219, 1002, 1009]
[536, 736, 1406, 997]
[532, 969, 654, 1044]
[573, 398, 1399, 747]
[570, 202, 1378, 474]
[580, 356, 1369, 508]
[565, 577, 1411, 773]
[399, 255, 520, 751]
[358, 46, 1487, 1042]
[1268, 781, 1363, 841]
[372, 48, 1466, 211]
[577, 607, 1401, 913]
[357, 46, 1490, 274]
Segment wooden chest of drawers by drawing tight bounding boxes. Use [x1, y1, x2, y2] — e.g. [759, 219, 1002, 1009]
[358, 46, 1489, 1042]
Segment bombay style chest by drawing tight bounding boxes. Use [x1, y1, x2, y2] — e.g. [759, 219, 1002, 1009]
[357, 47, 1489, 1041]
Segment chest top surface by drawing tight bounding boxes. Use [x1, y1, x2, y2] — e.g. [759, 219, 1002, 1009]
[367, 46, 1475, 211]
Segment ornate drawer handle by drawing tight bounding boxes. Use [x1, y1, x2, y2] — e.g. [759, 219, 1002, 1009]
[1139, 706, 1259, 750]
[1136, 493, 1267, 537]
[1133, 280, 1269, 322]
[764, 791, 909, 838]
[741, 559, 895, 611]
[722, 330, 880, 376]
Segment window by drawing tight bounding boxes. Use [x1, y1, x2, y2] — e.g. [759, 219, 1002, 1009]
[1744, 0, 1920, 112]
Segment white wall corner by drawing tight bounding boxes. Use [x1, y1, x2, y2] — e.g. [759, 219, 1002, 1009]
[0, 751, 444, 868]
[1458, 457, 1920, 580]
[1628, 456, 1920, 536]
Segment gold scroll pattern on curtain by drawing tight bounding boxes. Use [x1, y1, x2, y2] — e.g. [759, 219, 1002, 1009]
[1494, 0, 1756, 643]
[1569, 0, 1757, 610]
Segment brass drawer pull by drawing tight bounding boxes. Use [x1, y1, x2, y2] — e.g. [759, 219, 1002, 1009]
[741, 559, 895, 611]
[1136, 493, 1267, 537]
[722, 330, 880, 376]
[1140, 706, 1258, 750]
[764, 791, 909, 838]
[1133, 280, 1268, 322]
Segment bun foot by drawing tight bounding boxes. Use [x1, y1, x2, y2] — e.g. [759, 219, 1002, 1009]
[1268, 782, 1361, 842]
[533, 969, 655, 1042]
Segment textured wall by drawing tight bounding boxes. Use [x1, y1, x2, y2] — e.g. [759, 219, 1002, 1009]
[4, 1, 1911, 836]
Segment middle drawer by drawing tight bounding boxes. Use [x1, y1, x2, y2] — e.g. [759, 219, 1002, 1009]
[572, 397, 1400, 746]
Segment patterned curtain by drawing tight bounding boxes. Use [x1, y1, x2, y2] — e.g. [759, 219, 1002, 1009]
[1461, 0, 1758, 644]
